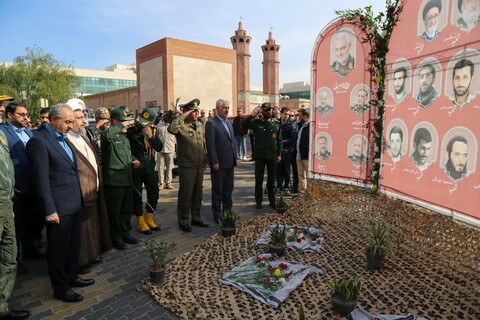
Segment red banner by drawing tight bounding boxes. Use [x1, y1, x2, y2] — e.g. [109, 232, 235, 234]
[310, 19, 374, 185]
[382, 0, 480, 223]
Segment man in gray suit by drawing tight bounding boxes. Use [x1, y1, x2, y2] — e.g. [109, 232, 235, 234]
[205, 99, 237, 223]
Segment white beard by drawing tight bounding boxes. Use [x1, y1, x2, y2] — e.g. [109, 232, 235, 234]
[462, 8, 480, 26]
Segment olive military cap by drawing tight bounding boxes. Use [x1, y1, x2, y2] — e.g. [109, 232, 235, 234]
[138, 108, 157, 125]
[180, 99, 200, 111]
[118, 105, 133, 117]
[110, 107, 133, 121]
[260, 102, 272, 110]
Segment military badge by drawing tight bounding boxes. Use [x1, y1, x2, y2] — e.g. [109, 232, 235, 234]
[143, 111, 149, 119]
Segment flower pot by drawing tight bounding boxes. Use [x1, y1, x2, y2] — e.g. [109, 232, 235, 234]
[149, 265, 166, 285]
[331, 294, 358, 317]
[276, 207, 287, 214]
[221, 227, 236, 237]
[365, 248, 385, 270]
[268, 243, 286, 257]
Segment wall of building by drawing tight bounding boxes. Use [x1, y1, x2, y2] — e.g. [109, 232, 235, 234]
[136, 38, 237, 114]
[82, 86, 137, 113]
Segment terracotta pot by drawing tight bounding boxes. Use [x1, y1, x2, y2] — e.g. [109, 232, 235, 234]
[365, 248, 385, 270]
[221, 227, 236, 237]
[331, 294, 357, 316]
[268, 243, 286, 257]
[149, 265, 166, 285]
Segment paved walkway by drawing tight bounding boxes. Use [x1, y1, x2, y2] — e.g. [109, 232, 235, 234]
[11, 160, 274, 320]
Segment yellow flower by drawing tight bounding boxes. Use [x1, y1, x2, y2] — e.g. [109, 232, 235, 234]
[375, 76, 382, 84]
[274, 268, 282, 277]
[371, 184, 378, 191]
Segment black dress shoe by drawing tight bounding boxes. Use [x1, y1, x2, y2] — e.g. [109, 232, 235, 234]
[191, 221, 209, 227]
[91, 256, 103, 264]
[0, 308, 30, 320]
[122, 234, 139, 244]
[112, 239, 127, 250]
[68, 277, 95, 287]
[179, 224, 192, 232]
[22, 250, 46, 260]
[255, 203, 262, 209]
[53, 289, 83, 303]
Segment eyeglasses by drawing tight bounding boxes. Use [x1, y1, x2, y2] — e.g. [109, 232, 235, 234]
[14, 112, 29, 118]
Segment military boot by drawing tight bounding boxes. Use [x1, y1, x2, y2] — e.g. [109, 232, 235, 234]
[136, 216, 152, 235]
[145, 212, 161, 231]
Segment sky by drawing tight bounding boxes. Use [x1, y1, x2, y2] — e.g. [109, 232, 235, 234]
[0, 0, 388, 87]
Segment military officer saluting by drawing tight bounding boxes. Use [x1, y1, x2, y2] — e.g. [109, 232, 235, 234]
[168, 99, 209, 232]
[101, 107, 140, 250]
[127, 108, 163, 235]
[242, 102, 282, 209]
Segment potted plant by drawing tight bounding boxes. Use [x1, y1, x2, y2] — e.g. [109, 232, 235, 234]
[328, 277, 361, 316]
[275, 194, 288, 214]
[143, 238, 176, 285]
[364, 220, 396, 270]
[268, 224, 287, 257]
[219, 210, 239, 237]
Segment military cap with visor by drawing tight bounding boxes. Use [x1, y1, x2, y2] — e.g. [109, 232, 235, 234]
[138, 108, 157, 126]
[110, 107, 133, 121]
[180, 99, 200, 111]
[260, 102, 272, 110]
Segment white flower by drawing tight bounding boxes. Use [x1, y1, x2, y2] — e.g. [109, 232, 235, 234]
[374, 146, 379, 152]
[371, 170, 377, 177]
[378, 100, 384, 107]
[279, 277, 286, 284]
[289, 228, 295, 234]
[374, 158, 381, 163]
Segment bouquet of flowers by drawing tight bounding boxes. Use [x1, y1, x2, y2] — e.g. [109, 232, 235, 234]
[257, 225, 324, 253]
[220, 254, 324, 308]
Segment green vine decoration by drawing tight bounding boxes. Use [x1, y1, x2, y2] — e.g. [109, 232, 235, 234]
[336, 0, 403, 192]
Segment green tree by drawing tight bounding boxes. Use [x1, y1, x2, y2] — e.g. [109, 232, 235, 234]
[0, 45, 79, 121]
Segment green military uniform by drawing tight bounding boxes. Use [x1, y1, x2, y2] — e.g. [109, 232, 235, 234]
[242, 102, 282, 208]
[127, 108, 163, 234]
[88, 107, 111, 166]
[101, 108, 137, 243]
[0, 130, 17, 316]
[168, 99, 207, 230]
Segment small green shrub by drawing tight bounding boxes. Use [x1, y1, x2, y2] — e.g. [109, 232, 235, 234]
[328, 278, 361, 302]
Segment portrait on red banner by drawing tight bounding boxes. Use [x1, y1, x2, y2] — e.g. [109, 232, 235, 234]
[347, 134, 368, 168]
[314, 132, 332, 162]
[440, 127, 477, 182]
[315, 87, 334, 118]
[349, 84, 371, 117]
[409, 122, 438, 171]
[330, 28, 356, 78]
[444, 48, 480, 108]
[413, 58, 442, 108]
[418, 0, 448, 43]
[386, 119, 408, 163]
[451, 0, 480, 32]
[389, 58, 412, 105]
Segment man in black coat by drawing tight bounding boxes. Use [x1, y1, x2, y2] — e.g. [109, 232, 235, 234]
[27, 104, 94, 303]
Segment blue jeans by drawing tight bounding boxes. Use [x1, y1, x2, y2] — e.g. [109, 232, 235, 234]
[235, 135, 247, 159]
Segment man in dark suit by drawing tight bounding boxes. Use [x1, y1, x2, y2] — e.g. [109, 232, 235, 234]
[0, 102, 44, 273]
[295, 109, 310, 194]
[26, 104, 94, 303]
[205, 99, 237, 223]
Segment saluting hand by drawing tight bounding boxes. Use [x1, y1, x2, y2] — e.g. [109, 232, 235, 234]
[142, 127, 152, 138]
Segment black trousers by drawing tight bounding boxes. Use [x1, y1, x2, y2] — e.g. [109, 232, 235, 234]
[13, 192, 44, 257]
[132, 170, 159, 216]
[255, 158, 277, 204]
[210, 167, 234, 221]
[276, 151, 291, 190]
[46, 211, 81, 291]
